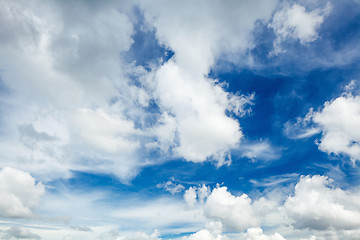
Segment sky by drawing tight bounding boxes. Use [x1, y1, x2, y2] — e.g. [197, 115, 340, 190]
[0, 0, 360, 239]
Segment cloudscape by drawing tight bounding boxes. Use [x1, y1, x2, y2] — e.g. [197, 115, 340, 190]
[0, 0, 360, 239]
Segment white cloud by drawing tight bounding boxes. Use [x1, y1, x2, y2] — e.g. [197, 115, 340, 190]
[204, 187, 258, 231]
[140, 0, 278, 73]
[0, 0, 277, 181]
[312, 94, 360, 163]
[197, 185, 211, 204]
[157, 180, 185, 194]
[184, 185, 211, 207]
[146, 112, 177, 153]
[181, 175, 360, 238]
[0, 0, 144, 181]
[269, 3, 331, 55]
[239, 140, 281, 161]
[182, 222, 228, 240]
[140, 0, 277, 165]
[284, 175, 360, 230]
[150, 61, 242, 164]
[0, 167, 45, 218]
[72, 108, 139, 154]
[184, 187, 198, 208]
[244, 228, 286, 240]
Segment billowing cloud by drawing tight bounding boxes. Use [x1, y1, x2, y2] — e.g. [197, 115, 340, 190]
[184, 185, 259, 231]
[139, 0, 277, 164]
[269, 3, 332, 55]
[204, 187, 259, 231]
[182, 174, 360, 238]
[312, 94, 360, 163]
[284, 175, 360, 230]
[0, 167, 45, 218]
[0, 0, 274, 181]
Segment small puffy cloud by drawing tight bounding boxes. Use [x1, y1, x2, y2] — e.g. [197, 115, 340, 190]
[0, 167, 45, 218]
[284, 175, 360, 230]
[182, 222, 228, 240]
[244, 228, 286, 240]
[239, 140, 281, 161]
[184, 187, 198, 207]
[3, 226, 41, 240]
[204, 187, 258, 231]
[312, 94, 360, 163]
[156, 180, 185, 194]
[197, 185, 211, 204]
[184, 185, 211, 207]
[269, 3, 331, 55]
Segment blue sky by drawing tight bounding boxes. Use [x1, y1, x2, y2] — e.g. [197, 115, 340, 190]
[0, 0, 360, 239]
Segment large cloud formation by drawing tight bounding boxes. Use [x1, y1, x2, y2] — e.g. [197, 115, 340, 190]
[140, 0, 277, 164]
[0, 0, 280, 180]
[183, 174, 360, 239]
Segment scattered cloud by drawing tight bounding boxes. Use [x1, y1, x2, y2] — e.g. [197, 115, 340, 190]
[182, 174, 360, 238]
[182, 222, 228, 240]
[157, 179, 185, 194]
[284, 175, 360, 230]
[238, 140, 282, 162]
[0, 167, 45, 218]
[269, 2, 332, 55]
[312, 93, 360, 163]
[139, 0, 277, 165]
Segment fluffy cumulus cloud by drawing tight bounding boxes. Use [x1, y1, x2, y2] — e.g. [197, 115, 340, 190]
[269, 2, 332, 55]
[181, 175, 360, 239]
[312, 94, 360, 163]
[0, 0, 279, 181]
[150, 61, 243, 164]
[139, 0, 278, 165]
[0, 167, 45, 218]
[184, 185, 260, 231]
[284, 89, 360, 164]
[182, 222, 228, 240]
[204, 187, 259, 231]
[284, 175, 360, 230]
